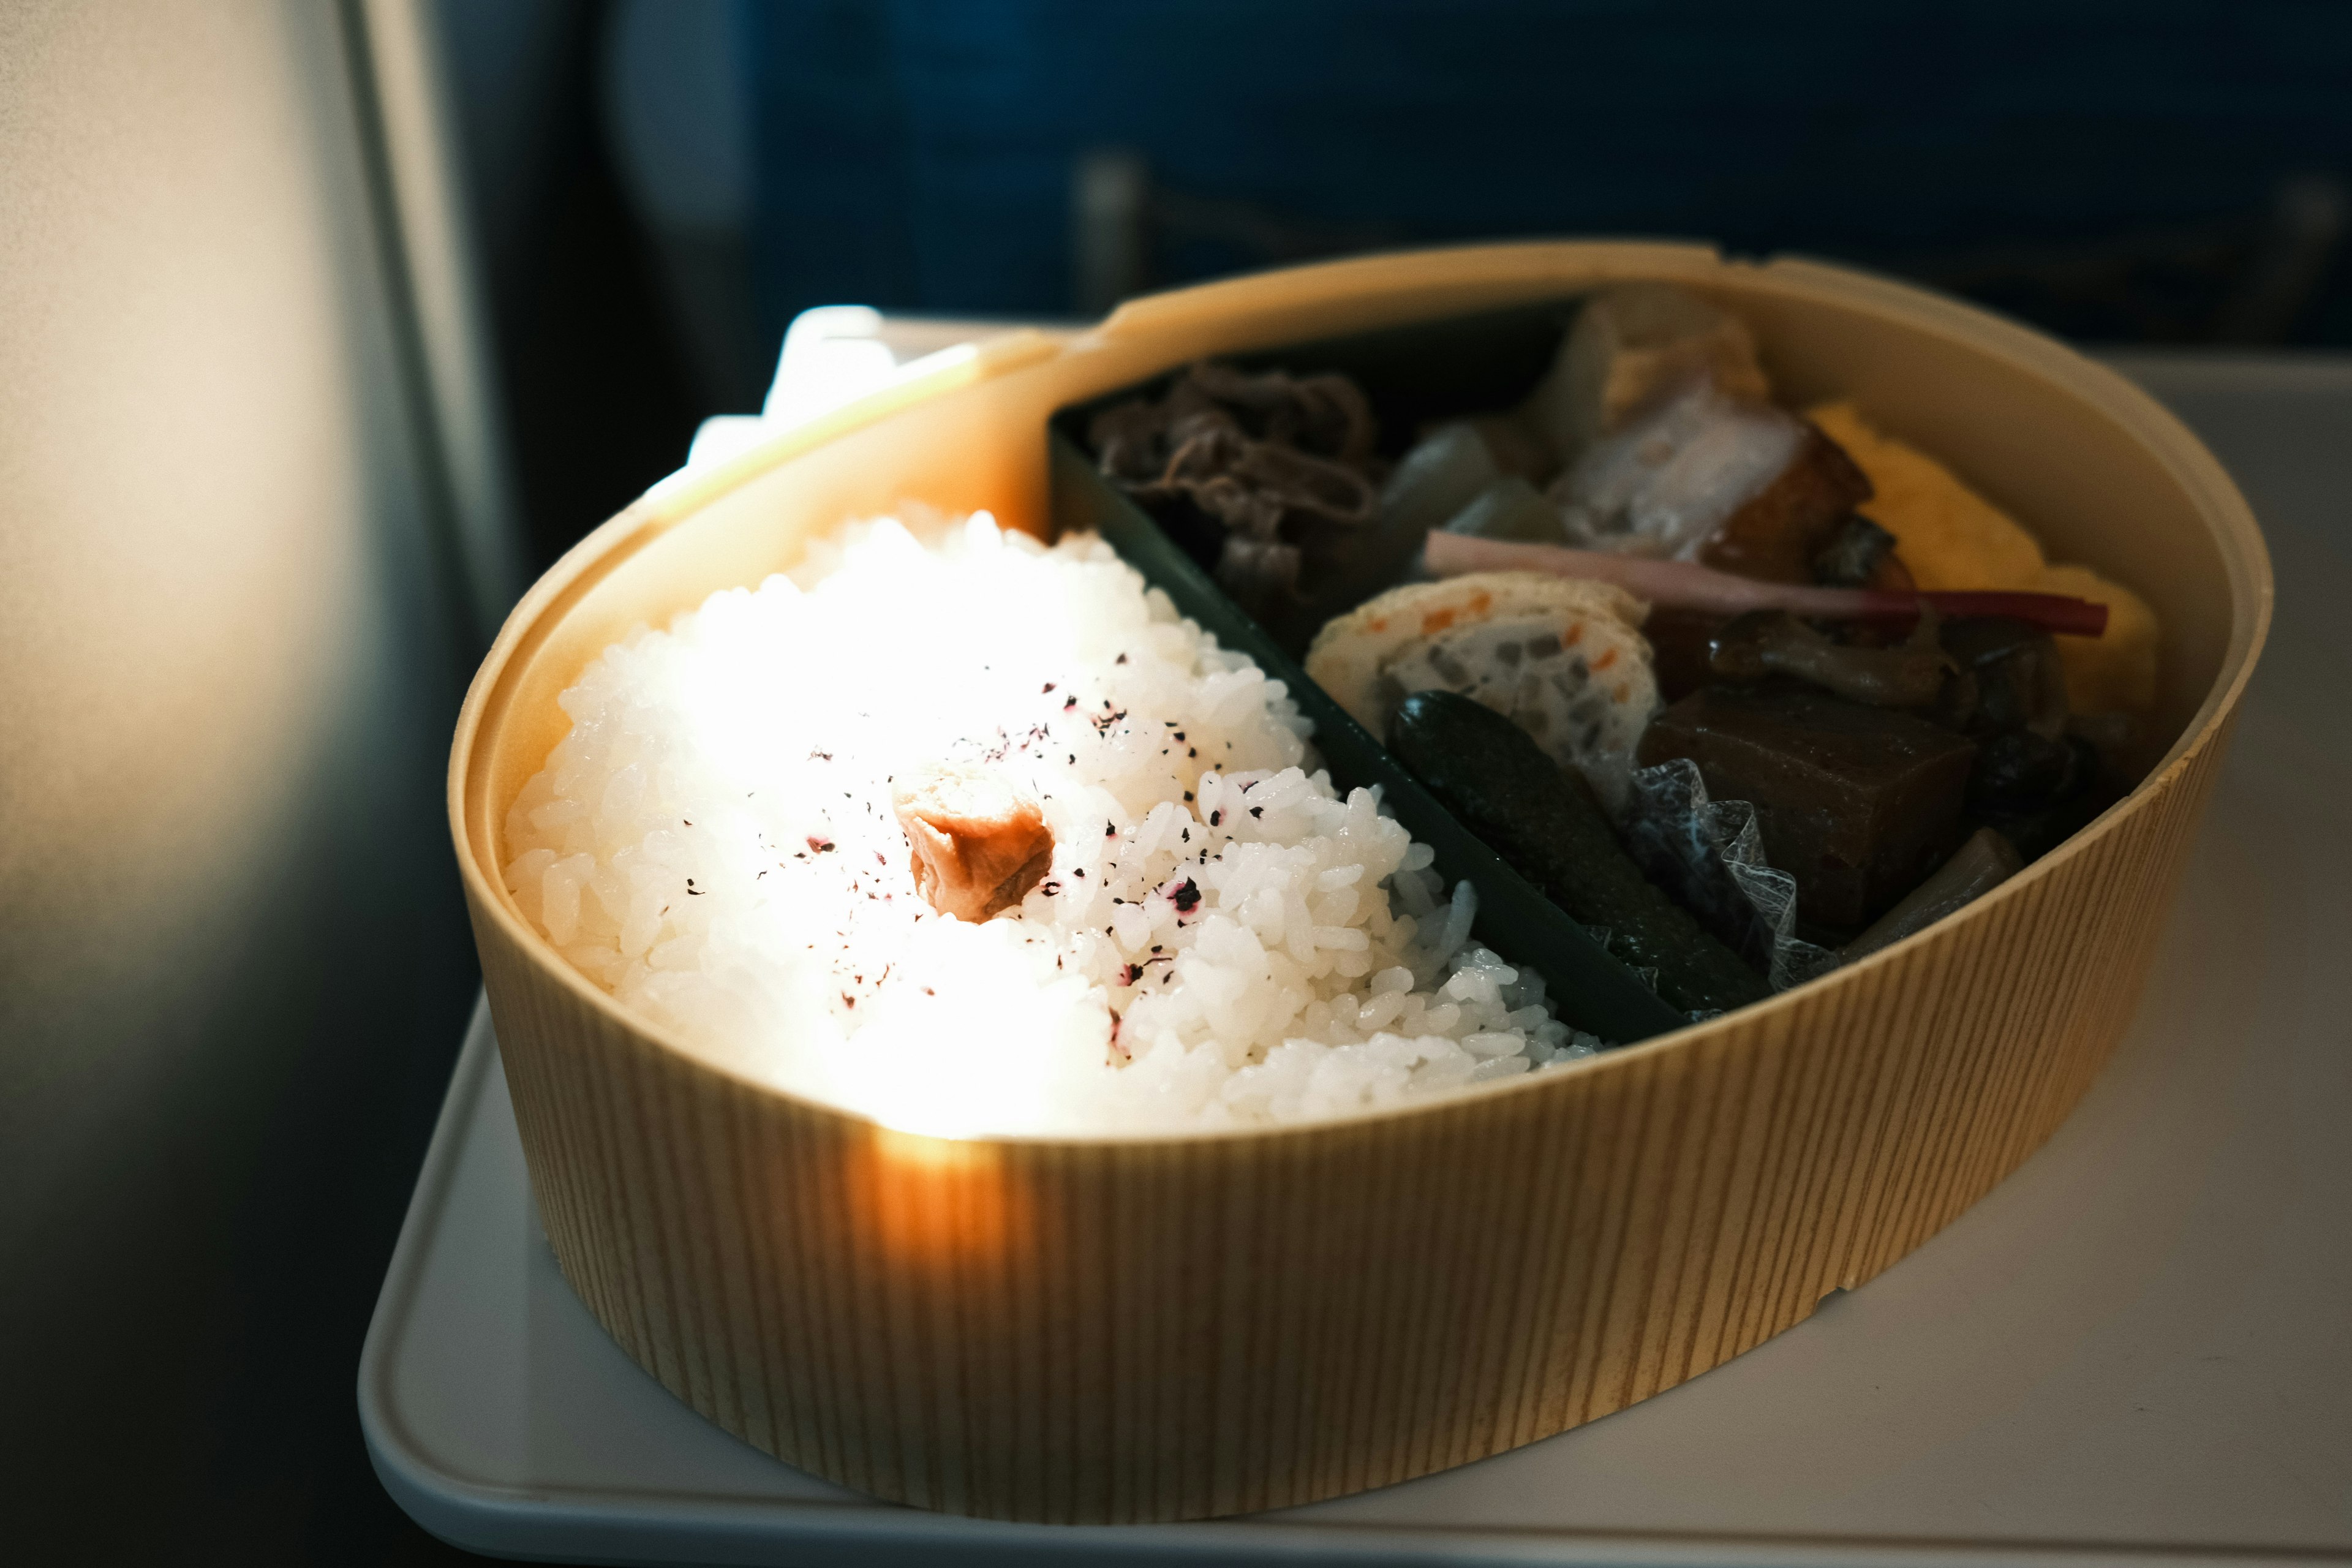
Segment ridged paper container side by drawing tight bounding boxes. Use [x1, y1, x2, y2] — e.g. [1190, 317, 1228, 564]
[451, 244, 2271, 1523]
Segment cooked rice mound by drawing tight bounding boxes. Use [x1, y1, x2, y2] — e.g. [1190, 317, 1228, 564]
[503, 513, 1596, 1135]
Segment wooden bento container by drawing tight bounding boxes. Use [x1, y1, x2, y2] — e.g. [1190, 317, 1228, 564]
[448, 243, 2271, 1524]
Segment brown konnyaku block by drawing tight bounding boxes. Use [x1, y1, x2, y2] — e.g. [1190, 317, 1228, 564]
[1638, 681, 1978, 927]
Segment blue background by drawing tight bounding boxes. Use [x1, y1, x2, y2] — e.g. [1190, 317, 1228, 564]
[741, 1, 2352, 344]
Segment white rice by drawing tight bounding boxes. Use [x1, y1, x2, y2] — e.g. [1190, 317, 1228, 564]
[503, 512, 1599, 1135]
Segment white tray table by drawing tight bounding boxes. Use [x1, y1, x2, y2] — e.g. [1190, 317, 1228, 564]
[363, 353, 2352, 1566]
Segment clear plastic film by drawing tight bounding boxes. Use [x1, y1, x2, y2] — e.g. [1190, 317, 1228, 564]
[1616, 758, 1841, 993]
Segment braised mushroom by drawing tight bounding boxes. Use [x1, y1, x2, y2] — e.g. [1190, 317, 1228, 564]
[1706, 608, 1953, 709]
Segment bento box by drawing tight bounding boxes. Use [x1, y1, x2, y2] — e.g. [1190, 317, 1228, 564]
[447, 242, 2270, 1523]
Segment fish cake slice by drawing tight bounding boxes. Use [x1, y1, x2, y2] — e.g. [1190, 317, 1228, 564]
[1306, 571, 1659, 811]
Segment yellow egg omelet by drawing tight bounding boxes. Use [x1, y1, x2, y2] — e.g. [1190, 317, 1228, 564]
[1807, 402, 2160, 714]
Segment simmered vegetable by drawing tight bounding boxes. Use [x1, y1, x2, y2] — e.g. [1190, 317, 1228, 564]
[1388, 690, 1769, 1015]
[1843, 827, 2022, 960]
[1810, 514, 1905, 589]
[1520, 281, 1773, 465]
[1941, 616, 2071, 738]
[1442, 476, 1567, 544]
[1708, 609, 1953, 709]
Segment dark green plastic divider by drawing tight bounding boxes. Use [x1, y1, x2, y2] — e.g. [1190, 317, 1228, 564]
[1049, 432, 1687, 1046]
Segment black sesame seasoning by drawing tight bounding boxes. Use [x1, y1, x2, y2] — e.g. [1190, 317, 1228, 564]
[1170, 879, 1201, 913]
[1105, 821, 1117, 837]
[1208, 810, 1221, 826]
[1250, 806, 1263, 818]
[1042, 682, 1057, 693]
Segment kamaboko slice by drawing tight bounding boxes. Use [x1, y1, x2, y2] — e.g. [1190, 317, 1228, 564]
[1306, 571, 1659, 813]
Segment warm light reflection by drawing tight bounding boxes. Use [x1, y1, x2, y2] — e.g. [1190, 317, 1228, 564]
[852, 1125, 1028, 1264]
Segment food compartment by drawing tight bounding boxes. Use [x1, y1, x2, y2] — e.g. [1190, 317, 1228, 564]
[1054, 286, 2163, 1006]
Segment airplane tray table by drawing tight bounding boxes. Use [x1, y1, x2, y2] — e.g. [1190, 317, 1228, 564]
[361, 353, 2352, 1567]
